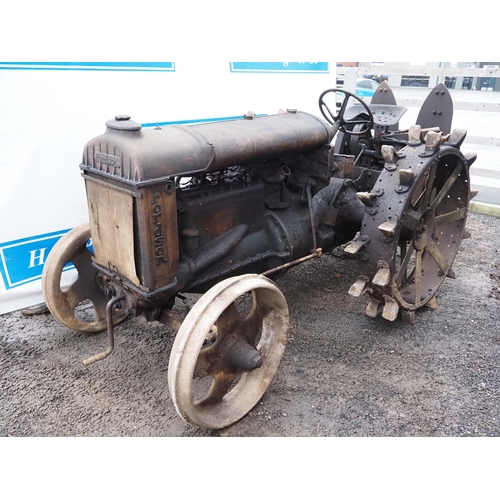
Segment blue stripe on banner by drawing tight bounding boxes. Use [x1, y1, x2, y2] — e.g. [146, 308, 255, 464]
[0, 62, 175, 72]
[230, 62, 329, 73]
[141, 114, 267, 128]
[0, 230, 93, 290]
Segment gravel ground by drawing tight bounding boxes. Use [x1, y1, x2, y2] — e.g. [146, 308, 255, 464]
[1, 211, 499, 437]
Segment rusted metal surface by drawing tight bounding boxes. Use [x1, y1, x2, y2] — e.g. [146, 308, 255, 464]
[82, 294, 124, 367]
[416, 83, 454, 134]
[345, 106, 472, 319]
[261, 248, 323, 277]
[81, 111, 332, 183]
[371, 81, 398, 106]
[43, 82, 475, 429]
[41, 223, 128, 332]
[167, 274, 289, 429]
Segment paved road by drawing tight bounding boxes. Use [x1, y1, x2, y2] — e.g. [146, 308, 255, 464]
[390, 86, 500, 212]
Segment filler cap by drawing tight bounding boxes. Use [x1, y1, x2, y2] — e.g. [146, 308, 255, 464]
[106, 115, 142, 131]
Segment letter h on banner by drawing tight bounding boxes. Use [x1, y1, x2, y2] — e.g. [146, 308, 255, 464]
[0, 229, 78, 290]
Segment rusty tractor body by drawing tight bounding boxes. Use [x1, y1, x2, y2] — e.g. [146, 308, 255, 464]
[42, 83, 476, 429]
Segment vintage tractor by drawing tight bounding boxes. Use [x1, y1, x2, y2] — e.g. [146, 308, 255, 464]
[42, 82, 476, 429]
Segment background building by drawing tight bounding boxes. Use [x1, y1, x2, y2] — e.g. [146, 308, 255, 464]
[337, 62, 500, 91]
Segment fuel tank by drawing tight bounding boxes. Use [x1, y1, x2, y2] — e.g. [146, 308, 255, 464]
[80, 110, 333, 186]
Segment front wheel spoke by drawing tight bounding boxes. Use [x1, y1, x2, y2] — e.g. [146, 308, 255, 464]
[430, 163, 463, 211]
[197, 372, 238, 406]
[67, 249, 102, 298]
[215, 302, 242, 338]
[63, 278, 91, 309]
[71, 249, 94, 275]
[426, 238, 449, 274]
[64, 270, 105, 304]
[65, 280, 109, 324]
[240, 304, 264, 345]
[194, 347, 216, 378]
[435, 207, 467, 225]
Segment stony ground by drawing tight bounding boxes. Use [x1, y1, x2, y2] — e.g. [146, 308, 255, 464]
[1, 211, 499, 437]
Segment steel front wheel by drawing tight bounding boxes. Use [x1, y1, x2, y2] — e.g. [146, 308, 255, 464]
[168, 274, 289, 429]
[42, 223, 127, 332]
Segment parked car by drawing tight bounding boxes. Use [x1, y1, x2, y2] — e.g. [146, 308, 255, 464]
[335, 77, 381, 107]
[355, 78, 380, 97]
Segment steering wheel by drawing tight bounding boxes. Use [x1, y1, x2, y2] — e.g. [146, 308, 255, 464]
[319, 88, 374, 136]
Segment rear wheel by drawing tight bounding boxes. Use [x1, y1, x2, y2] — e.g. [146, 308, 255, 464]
[347, 131, 471, 322]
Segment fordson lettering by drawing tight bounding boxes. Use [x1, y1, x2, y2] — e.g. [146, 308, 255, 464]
[151, 189, 168, 265]
[95, 151, 120, 167]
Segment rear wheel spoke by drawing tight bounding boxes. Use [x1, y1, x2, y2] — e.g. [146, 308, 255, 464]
[414, 250, 423, 307]
[435, 207, 467, 225]
[430, 163, 463, 211]
[396, 240, 416, 286]
[426, 238, 450, 275]
[421, 162, 438, 209]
